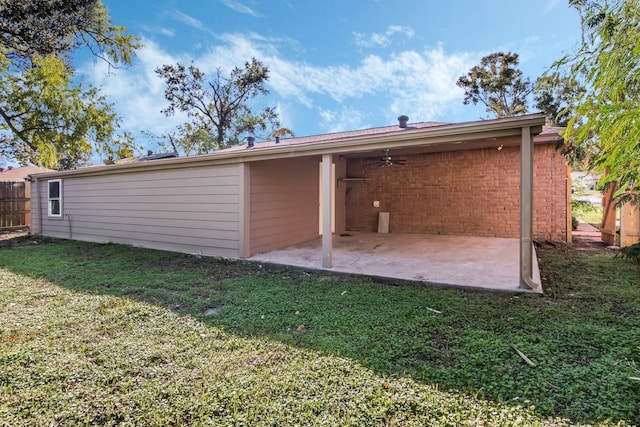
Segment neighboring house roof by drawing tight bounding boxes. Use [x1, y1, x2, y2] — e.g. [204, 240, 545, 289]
[0, 165, 53, 181]
[536, 126, 563, 143]
[30, 113, 550, 180]
[571, 172, 600, 182]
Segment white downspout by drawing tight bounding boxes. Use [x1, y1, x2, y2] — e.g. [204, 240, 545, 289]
[520, 126, 541, 291]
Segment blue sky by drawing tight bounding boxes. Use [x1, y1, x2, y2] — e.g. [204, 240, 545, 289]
[82, 0, 582, 152]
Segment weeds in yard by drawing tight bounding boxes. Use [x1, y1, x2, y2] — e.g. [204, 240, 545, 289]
[617, 243, 640, 265]
[0, 238, 639, 426]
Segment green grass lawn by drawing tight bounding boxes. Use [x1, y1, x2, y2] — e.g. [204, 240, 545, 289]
[0, 237, 638, 426]
[572, 199, 603, 227]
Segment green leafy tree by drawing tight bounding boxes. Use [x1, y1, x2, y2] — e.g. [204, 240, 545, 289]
[156, 121, 218, 157]
[156, 58, 290, 151]
[0, 0, 140, 169]
[533, 73, 591, 169]
[456, 52, 532, 118]
[558, 0, 640, 204]
[458, 51, 592, 169]
[534, 74, 584, 127]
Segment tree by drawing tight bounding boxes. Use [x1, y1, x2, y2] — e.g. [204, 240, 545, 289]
[456, 52, 532, 118]
[0, 0, 140, 168]
[558, 0, 640, 204]
[0, 0, 137, 67]
[156, 58, 291, 152]
[532, 73, 592, 169]
[534, 74, 584, 127]
[147, 121, 217, 157]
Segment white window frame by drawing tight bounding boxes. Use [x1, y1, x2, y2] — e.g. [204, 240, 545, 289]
[47, 179, 62, 217]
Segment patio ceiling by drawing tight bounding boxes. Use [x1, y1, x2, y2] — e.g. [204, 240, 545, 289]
[338, 134, 522, 159]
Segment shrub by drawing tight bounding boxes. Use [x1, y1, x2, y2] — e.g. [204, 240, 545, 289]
[617, 242, 640, 265]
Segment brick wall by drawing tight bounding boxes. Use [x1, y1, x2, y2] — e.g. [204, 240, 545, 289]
[345, 143, 567, 241]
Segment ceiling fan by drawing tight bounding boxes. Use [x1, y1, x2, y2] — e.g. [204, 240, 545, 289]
[366, 149, 407, 167]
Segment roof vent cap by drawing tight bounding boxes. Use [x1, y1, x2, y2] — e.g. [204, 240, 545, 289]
[246, 136, 255, 149]
[398, 115, 409, 128]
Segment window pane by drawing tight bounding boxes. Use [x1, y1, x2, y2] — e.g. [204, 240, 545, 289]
[50, 200, 60, 215]
[49, 181, 59, 198]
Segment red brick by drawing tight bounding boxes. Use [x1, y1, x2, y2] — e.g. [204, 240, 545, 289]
[345, 144, 567, 241]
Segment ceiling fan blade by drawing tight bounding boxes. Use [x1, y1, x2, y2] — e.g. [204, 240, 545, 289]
[362, 149, 408, 167]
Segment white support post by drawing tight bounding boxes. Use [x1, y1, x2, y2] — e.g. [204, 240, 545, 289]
[321, 154, 333, 268]
[520, 126, 540, 290]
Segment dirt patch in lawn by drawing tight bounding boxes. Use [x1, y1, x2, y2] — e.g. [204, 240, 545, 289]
[0, 229, 30, 247]
[571, 235, 610, 252]
[537, 237, 610, 253]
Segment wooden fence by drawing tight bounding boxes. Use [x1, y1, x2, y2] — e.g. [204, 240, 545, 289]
[0, 181, 30, 230]
[601, 180, 640, 247]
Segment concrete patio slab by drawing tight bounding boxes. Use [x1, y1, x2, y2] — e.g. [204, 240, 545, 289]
[250, 232, 542, 293]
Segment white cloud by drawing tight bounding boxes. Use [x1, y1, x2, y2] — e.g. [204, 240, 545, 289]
[353, 25, 415, 48]
[158, 28, 176, 37]
[544, 0, 561, 14]
[265, 43, 475, 121]
[173, 9, 205, 30]
[139, 25, 175, 38]
[319, 108, 371, 134]
[79, 39, 190, 142]
[220, 0, 259, 16]
[388, 25, 416, 40]
[80, 32, 479, 145]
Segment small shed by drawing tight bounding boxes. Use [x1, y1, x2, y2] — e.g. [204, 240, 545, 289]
[30, 114, 568, 291]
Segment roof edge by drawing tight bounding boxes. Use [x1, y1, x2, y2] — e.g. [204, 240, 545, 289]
[30, 113, 546, 180]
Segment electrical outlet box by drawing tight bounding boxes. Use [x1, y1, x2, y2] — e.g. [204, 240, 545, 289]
[373, 201, 380, 208]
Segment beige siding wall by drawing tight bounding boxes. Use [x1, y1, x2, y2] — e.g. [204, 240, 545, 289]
[249, 157, 320, 255]
[34, 165, 242, 257]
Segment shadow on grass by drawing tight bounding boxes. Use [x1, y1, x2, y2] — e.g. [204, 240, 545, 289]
[1, 236, 639, 425]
